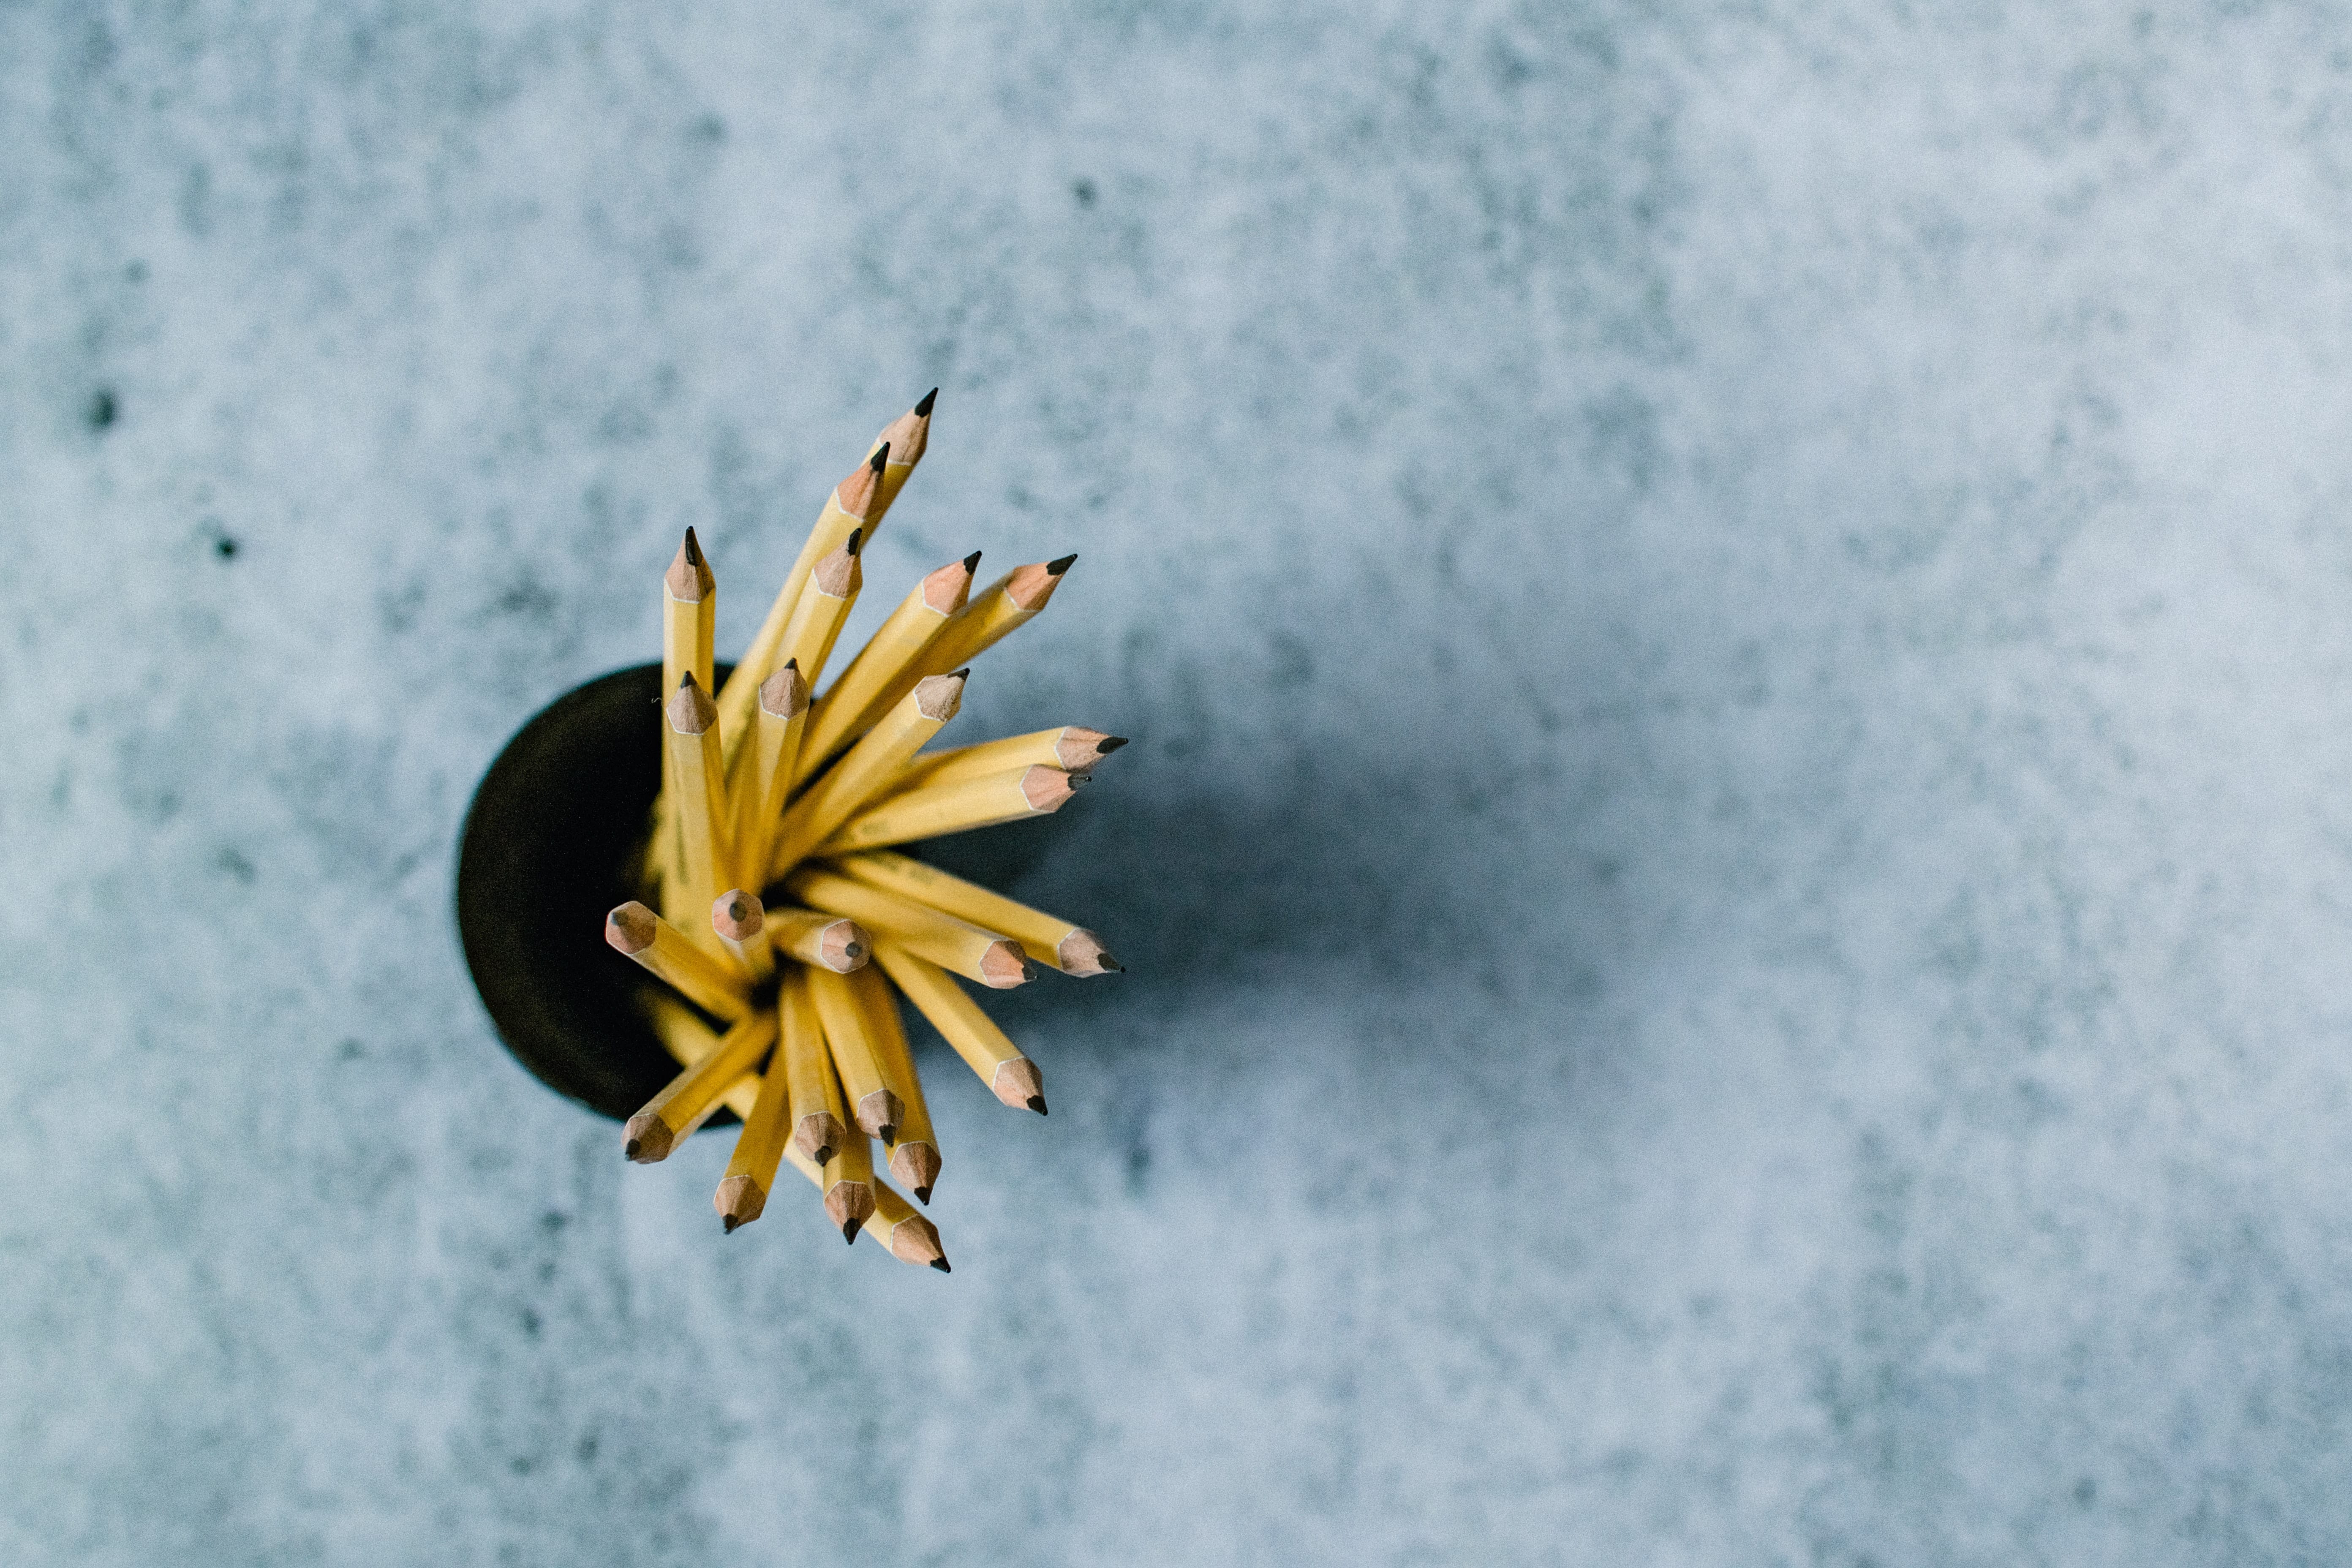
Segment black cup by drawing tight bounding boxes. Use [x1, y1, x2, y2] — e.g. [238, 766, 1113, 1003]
[455, 662, 738, 1124]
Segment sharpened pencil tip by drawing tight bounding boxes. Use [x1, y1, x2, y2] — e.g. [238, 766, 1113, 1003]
[915, 1186, 932, 1204]
[1047, 553, 1076, 574]
[1027, 1096, 1048, 1116]
[1099, 736, 1129, 754]
[722, 1216, 740, 1234]
[915, 387, 937, 416]
[879, 1124, 897, 1144]
[843, 1220, 863, 1244]
[931, 1258, 951, 1273]
[869, 443, 889, 473]
[847, 527, 864, 556]
[961, 550, 982, 573]
[1099, 955, 1124, 972]
[683, 526, 703, 566]
[624, 1138, 642, 1158]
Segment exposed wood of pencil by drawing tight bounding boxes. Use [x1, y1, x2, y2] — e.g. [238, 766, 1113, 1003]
[831, 849, 1122, 976]
[852, 964, 940, 1202]
[606, 901, 751, 1020]
[710, 888, 774, 982]
[623, 1007, 777, 1163]
[866, 389, 934, 522]
[716, 998, 798, 1230]
[778, 965, 848, 1166]
[817, 764, 1081, 856]
[871, 942, 1048, 1112]
[788, 864, 1032, 989]
[792, 554, 978, 787]
[891, 727, 1124, 796]
[665, 672, 732, 910]
[768, 671, 967, 877]
[807, 963, 902, 1142]
[732, 662, 808, 885]
[713, 447, 884, 753]
[910, 554, 1074, 686]
[765, 906, 871, 973]
[870, 1179, 950, 1271]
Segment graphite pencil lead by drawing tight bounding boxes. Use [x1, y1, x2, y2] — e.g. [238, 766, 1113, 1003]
[1098, 736, 1129, 754]
[962, 550, 983, 573]
[869, 443, 889, 474]
[931, 1258, 951, 1273]
[846, 527, 864, 555]
[666, 532, 712, 600]
[1027, 1097, 1048, 1116]
[1047, 553, 1076, 574]
[914, 387, 937, 416]
[723, 1217, 740, 1234]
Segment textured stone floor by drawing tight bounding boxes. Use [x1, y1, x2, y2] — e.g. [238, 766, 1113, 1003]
[6, 2, 2352, 1563]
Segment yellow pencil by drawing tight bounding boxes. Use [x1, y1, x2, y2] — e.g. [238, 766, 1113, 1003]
[710, 888, 774, 983]
[768, 671, 967, 879]
[713, 446, 885, 754]
[648, 528, 716, 887]
[871, 941, 1048, 1113]
[807, 963, 901, 1141]
[829, 849, 1122, 976]
[852, 964, 940, 1202]
[868, 1179, 950, 1271]
[818, 763, 1081, 855]
[910, 553, 1075, 686]
[764, 906, 871, 973]
[776, 965, 847, 1166]
[792, 553, 979, 788]
[664, 671, 732, 910]
[892, 727, 1125, 795]
[822, 1113, 878, 1243]
[866, 388, 935, 523]
[787, 863, 1032, 989]
[623, 1007, 778, 1163]
[732, 661, 807, 885]
[714, 999, 797, 1231]
[605, 901, 751, 1021]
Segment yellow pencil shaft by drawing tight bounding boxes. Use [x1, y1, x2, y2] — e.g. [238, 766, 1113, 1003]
[667, 716, 733, 909]
[646, 991, 782, 1143]
[769, 677, 961, 879]
[618, 908, 750, 1019]
[640, 1008, 776, 1143]
[871, 942, 1027, 1084]
[831, 850, 1083, 973]
[724, 1018, 797, 1190]
[766, 906, 865, 971]
[818, 766, 1064, 855]
[789, 866, 1017, 986]
[715, 490, 862, 760]
[664, 587, 714, 702]
[851, 964, 933, 1149]
[734, 702, 806, 891]
[807, 964, 893, 1135]
[914, 571, 1032, 678]
[796, 592, 957, 788]
[778, 965, 833, 1127]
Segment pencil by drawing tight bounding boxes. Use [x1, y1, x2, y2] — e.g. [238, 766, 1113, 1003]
[871, 941, 1049, 1113]
[714, 999, 797, 1231]
[767, 670, 967, 878]
[817, 764, 1081, 855]
[732, 661, 807, 885]
[664, 671, 732, 908]
[606, 901, 751, 1020]
[852, 964, 940, 1202]
[824, 1123, 878, 1243]
[710, 888, 774, 983]
[892, 727, 1125, 795]
[807, 963, 902, 1141]
[764, 906, 871, 973]
[714, 447, 885, 754]
[787, 863, 1033, 989]
[721, 536, 860, 792]
[866, 388, 935, 523]
[777, 965, 847, 1166]
[792, 553, 979, 787]
[648, 528, 716, 886]
[624, 1007, 778, 1163]
[868, 1179, 950, 1271]
[914, 553, 1076, 682]
[829, 849, 1122, 976]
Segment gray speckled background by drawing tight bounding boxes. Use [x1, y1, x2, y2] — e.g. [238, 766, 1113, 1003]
[7, 2, 2352, 1563]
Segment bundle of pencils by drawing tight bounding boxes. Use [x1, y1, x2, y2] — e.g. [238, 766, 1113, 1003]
[602, 391, 1124, 1273]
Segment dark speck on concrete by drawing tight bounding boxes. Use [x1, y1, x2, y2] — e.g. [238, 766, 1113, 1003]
[1073, 178, 1097, 207]
[214, 536, 238, 559]
[86, 389, 117, 430]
